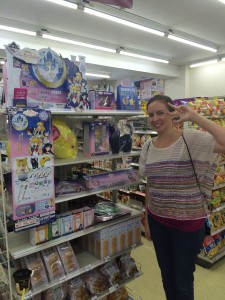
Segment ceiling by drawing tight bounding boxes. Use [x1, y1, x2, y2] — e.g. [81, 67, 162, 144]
[1, 0, 225, 80]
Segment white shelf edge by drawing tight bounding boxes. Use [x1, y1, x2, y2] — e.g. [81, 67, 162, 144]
[8, 209, 142, 259]
[211, 202, 225, 213]
[212, 182, 225, 190]
[51, 109, 144, 116]
[134, 130, 157, 134]
[198, 249, 225, 264]
[55, 151, 141, 166]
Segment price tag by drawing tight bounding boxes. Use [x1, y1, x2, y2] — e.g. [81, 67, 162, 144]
[104, 255, 111, 262]
[24, 291, 32, 300]
[109, 284, 119, 293]
[85, 264, 92, 271]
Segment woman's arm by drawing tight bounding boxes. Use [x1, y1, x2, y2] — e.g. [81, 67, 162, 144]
[169, 104, 225, 153]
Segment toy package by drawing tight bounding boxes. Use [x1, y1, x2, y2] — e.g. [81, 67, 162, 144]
[4, 42, 89, 110]
[88, 90, 115, 109]
[117, 84, 139, 110]
[8, 107, 55, 231]
[83, 121, 109, 156]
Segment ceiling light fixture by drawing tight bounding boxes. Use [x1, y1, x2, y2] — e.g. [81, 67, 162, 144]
[42, 33, 116, 53]
[46, 0, 77, 9]
[218, 0, 225, 4]
[0, 60, 4, 65]
[84, 7, 165, 37]
[119, 50, 169, 64]
[168, 34, 217, 53]
[85, 72, 110, 78]
[0, 24, 36, 36]
[190, 59, 218, 68]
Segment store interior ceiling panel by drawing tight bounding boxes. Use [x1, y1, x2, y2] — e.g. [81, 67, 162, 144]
[1, 0, 225, 80]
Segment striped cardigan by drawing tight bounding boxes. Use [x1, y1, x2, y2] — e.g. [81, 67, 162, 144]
[139, 130, 218, 220]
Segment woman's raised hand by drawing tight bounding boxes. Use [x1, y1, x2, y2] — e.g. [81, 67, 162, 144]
[168, 103, 198, 123]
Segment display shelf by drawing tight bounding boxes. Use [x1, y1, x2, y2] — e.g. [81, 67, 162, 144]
[212, 182, 225, 190]
[211, 202, 225, 213]
[56, 180, 142, 204]
[55, 151, 142, 167]
[8, 208, 142, 260]
[197, 249, 225, 268]
[51, 109, 144, 117]
[119, 189, 145, 197]
[14, 244, 143, 299]
[210, 225, 225, 236]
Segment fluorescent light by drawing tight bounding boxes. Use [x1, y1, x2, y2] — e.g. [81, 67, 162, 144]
[46, 0, 77, 9]
[42, 34, 116, 53]
[120, 50, 169, 64]
[84, 7, 165, 37]
[221, 57, 225, 61]
[190, 59, 218, 68]
[219, 0, 225, 4]
[86, 73, 110, 78]
[0, 60, 4, 65]
[168, 34, 217, 53]
[0, 24, 36, 36]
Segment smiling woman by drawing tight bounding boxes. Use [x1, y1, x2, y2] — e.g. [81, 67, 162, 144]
[139, 94, 225, 300]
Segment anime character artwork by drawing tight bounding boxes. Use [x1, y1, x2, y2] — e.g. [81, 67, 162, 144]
[8, 108, 55, 231]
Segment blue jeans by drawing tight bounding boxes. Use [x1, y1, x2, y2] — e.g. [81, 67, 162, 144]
[148, 215, 205, 300]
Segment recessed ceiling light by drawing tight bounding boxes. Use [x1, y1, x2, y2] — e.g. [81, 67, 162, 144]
[190, 59, 218, 68]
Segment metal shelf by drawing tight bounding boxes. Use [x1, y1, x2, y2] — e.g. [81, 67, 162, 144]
[14, 244, 143, 299]
[51, 109, 144, 116]
[8, 208, 142, 260]
[197, 249, 225, 268]
[55, 151, 142, 167]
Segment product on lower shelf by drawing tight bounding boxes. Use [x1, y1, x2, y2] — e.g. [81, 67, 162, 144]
[68, 276, 90, 300]
[23, 252, 49, 291]
[41, 246, 65, 282]
[57, 242, 79, 273]
[43, 282, 68, 300]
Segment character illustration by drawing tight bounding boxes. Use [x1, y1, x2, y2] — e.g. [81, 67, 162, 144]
[66, 90, 80, 109]
[34, 122, 45, 139]
[28, 136, 42, 156]
[79, 92, 90, 110]
[31, 157, 39, 169]
[42, 143, 54, 155]
[16, 158, 30, 181]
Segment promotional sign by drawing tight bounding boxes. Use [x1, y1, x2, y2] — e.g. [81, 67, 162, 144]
[8, 107, 55, 231]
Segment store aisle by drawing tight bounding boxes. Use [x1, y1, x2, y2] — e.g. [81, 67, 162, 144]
[127, 237, 225, 300]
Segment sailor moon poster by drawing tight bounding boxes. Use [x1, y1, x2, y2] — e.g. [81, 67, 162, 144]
[8, 107, 55, 231]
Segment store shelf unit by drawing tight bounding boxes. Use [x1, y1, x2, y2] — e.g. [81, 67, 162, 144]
[2, 109, 144, 299]
[0, 154, 11, 299]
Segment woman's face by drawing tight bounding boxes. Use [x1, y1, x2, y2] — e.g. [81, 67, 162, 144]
[147, 100, 173, 133]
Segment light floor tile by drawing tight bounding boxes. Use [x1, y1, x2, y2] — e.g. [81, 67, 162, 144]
[127, 237, 225, 300]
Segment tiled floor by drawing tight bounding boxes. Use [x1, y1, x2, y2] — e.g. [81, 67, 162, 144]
[127, 237, 225, 300]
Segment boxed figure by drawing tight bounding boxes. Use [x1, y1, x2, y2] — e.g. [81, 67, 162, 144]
[88, 90, 115, 110]
[116, 85, 139, 110]
[83, 121, 109, 156]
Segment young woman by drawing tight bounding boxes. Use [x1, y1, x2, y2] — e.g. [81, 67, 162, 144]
[139, 95, 225, 300]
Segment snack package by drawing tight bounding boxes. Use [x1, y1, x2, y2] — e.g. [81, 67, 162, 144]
[100, 260, 123, 286]
[41, 246, 65, 282]
[43, 282, 68, 300]
[220, 209, 225, 225]
[209, 212, 223, 232]
[107, 286, 129, 300]
[68, 276, 90, 300]
[57, 242, 79, 274]
[213, 233, 223, 252]
[202, 236, 218, 258]
[210, 190, 221, 210]
[220, 187, 225, 203]
[23, 252, 48, 291]
[82, 269, 108, 295]
[119, 254, 139, 279]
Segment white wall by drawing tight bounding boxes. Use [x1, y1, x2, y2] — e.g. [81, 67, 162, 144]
[188, 61, 225, 97]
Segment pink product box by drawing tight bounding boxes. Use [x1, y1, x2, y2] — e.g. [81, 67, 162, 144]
[83, 206, 94, 229]
[88, 90, 116, 110]
[83, 121, 109, 157]
[83, 169, 138, 191]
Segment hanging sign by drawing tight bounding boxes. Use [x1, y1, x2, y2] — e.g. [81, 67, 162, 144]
[8, 107, 55, 231]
